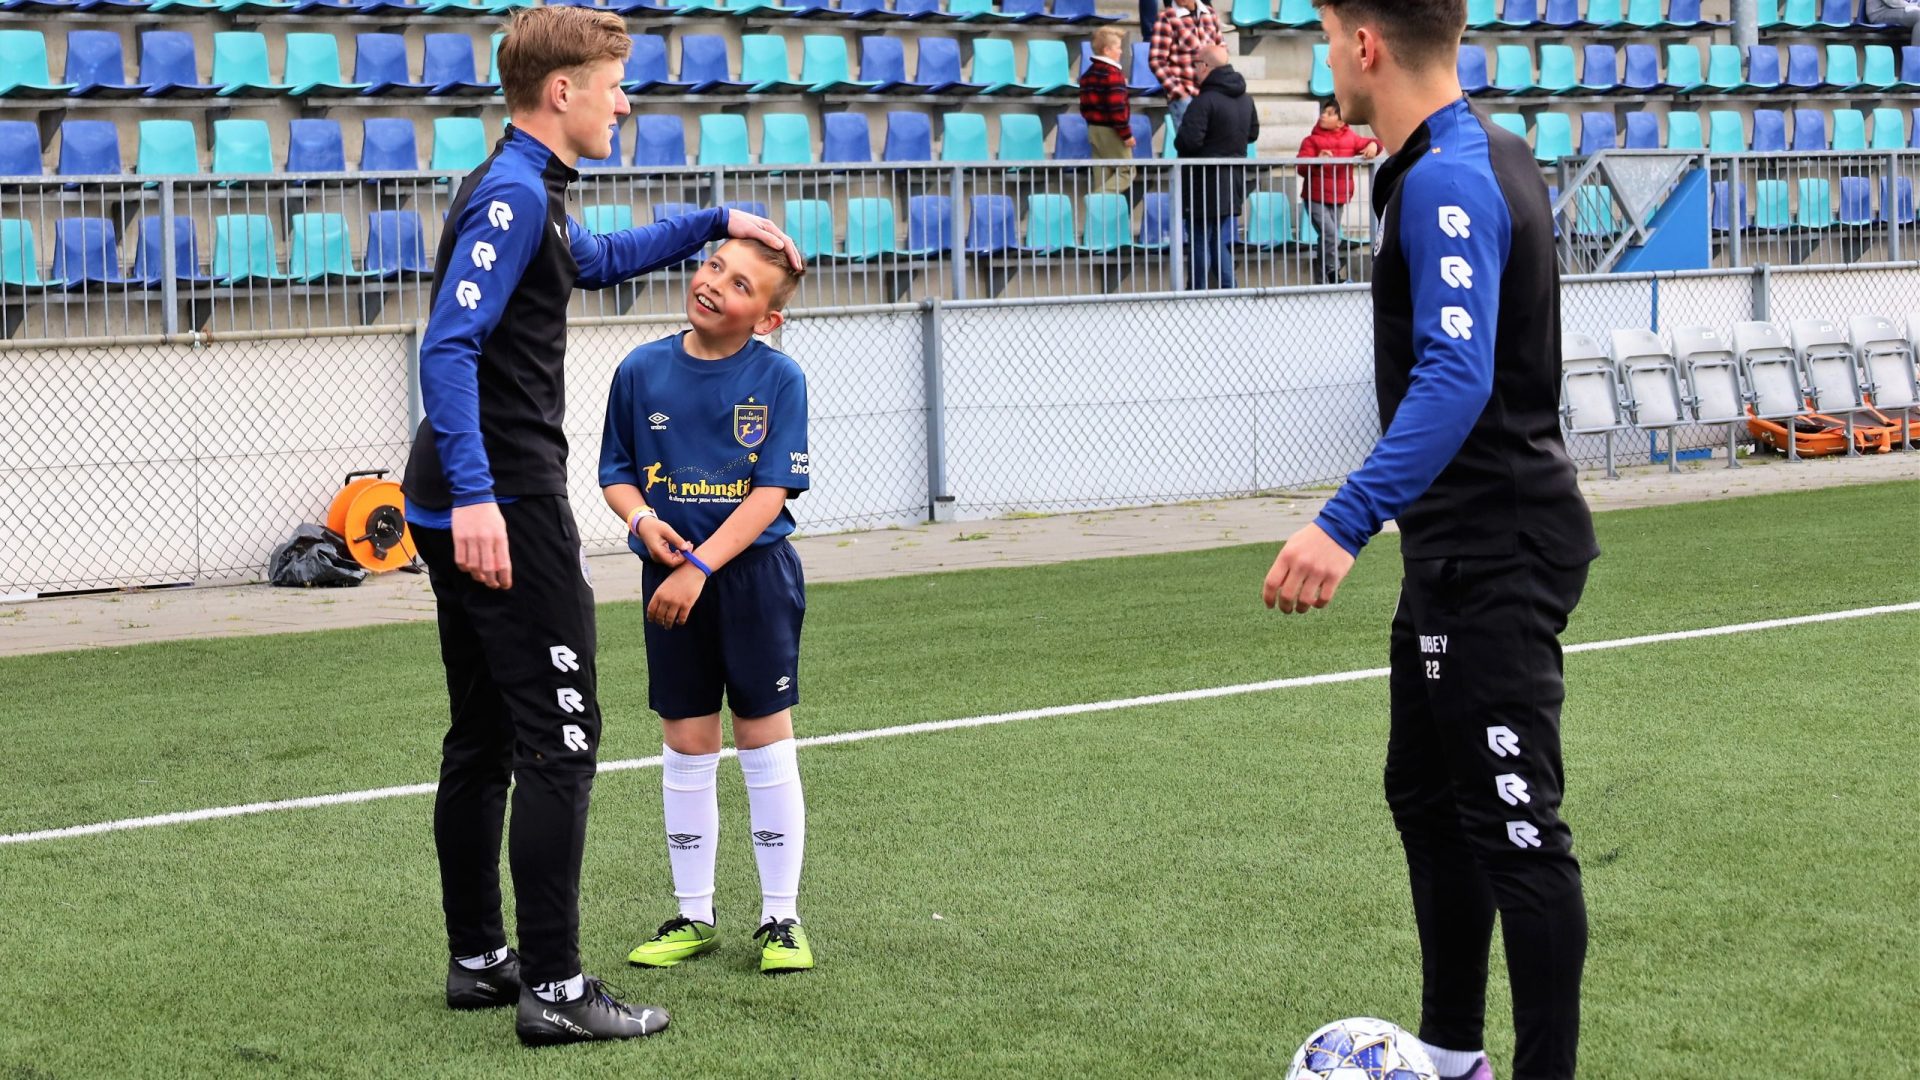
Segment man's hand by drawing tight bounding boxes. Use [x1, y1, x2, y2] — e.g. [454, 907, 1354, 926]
[636, 516, 690, 568]
[1263, 522, 1356, 614]
[725, 209, 805, 272]
[1125, 136, 1137, 148]
[452, 502, 512, 590]
[1362, 143, 1381, 160]
[647, 565, 706, 628]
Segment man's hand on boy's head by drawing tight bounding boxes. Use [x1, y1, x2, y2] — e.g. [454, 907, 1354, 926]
[646, 566, 705, 628]
[725, 209, 805, 272]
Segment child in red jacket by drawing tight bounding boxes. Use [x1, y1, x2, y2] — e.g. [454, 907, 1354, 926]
[1297, 99, 1382, 285]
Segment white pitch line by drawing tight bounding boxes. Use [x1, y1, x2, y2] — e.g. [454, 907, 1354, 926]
[4, 600, 1915, 848]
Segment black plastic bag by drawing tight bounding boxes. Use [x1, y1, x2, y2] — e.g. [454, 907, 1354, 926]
[268, 524, 368, 588]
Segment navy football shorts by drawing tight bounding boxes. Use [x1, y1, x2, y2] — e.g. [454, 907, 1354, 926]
[641, 538, 805, 719]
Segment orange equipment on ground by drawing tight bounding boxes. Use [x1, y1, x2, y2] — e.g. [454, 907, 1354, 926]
[325, 469, 416, 572]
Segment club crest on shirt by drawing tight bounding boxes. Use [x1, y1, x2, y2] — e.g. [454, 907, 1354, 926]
[734, 403, 768, 448]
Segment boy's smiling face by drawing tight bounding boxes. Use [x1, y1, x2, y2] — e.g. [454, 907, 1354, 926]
[686, 240, 789, 344]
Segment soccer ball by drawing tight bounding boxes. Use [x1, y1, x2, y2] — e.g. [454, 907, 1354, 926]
[1287, 1017, 1439, 1080]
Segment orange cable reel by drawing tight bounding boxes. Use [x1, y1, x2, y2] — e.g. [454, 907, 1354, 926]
[326, 469, 417, 573]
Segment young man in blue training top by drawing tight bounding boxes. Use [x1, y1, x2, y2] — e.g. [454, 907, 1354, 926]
[598, 237, 816, 975]
[1265, 2, 1599, 1078]
[401, 5, 801, 1046]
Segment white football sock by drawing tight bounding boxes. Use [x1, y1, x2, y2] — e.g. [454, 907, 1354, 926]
[453, 947, 508, 971]
[1420, 1042, 1484, 1077]
[662, 746, 720, 926]
[529, 974, 585, 1003]
[738, 739, 805, 924]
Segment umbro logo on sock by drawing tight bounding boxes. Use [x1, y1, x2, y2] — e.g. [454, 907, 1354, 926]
[667, 833, 702, 849]
[752, 831, 785, 847]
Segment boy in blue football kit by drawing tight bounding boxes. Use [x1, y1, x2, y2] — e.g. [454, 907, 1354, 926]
[598, 237, 816, 974]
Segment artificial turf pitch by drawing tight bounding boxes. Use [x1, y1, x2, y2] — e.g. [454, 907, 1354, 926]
[1, 481, 1915, 1078]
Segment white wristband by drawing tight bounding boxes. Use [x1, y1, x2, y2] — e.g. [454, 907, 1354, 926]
[627, 506, 657, 535]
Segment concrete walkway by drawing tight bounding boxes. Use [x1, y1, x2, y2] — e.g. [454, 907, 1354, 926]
[3, 453, 1916, 658]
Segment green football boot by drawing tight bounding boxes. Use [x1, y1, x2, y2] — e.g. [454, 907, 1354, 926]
[627, 916, 720, 968]
[753, 918, 814, 974]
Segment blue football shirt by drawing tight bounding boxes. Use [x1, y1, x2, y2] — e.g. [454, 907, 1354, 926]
[598, 332, 810, 557]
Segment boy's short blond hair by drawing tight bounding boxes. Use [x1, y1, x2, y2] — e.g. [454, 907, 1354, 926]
[1092, 27, 1127, 55]
[721, 237, 807, 312]
[498, 6, 632, 113]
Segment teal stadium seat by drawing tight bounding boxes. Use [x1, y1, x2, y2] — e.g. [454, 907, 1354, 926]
[582, 204, 635, 234]
[1023, 193, 1075, 253]
[212, 119, 274, 180]
[287, 213, 378, 281]
[1240, 192, 1292, 249]
[1796, 177, 1832, 229]
[1, 219, 64, 288]
[1276, 0, 1317, 26]
[1231, 0, 1272, 28]
[971, 39, 1023, 94]
[431, 117, 490, 173]
[1537, 45, 1578, 94]
[1076, 193, 1133, 252]
[1871, 107, 1908, 150]
[942, 113, 990, 160]
[741, 35, 810, 93]
[1493, 45, 1538, 95]
[1667, 111, 1705, 150]
[838, 197, 898, 260]
[1664, 44, 1705, 92]
[1022, 39, 1076, 93]
[1708, 111, 1746, 153]
[699, 114, 751, 165]
[1309, 44, 1333, 96]
[1534, 113, 1573, 161]
[760, 113, 815, 164]
[0, 31, 76, 97]
[212, 32, 292, 96]
[783, 199, 835, 260]
[211, 213, 293, 284]
[136, 119, 202, 176]
[998, 113, 1046, 161]
[1831, 110, 1867, 152]
[284, 33, 369, 97]
[1490, 113, 1529, 141]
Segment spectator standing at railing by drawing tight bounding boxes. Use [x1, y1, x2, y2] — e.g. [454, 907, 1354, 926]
[1866, 0, 1920, 45]
[1082, 27, 1138, 195]
[1149, 0, 1225, 134]
[1298, 98, 1382, 284]
[1175, 45, 1258, 290]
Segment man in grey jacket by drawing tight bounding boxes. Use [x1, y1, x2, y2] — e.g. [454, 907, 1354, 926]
[1868, 0, 1920, 45]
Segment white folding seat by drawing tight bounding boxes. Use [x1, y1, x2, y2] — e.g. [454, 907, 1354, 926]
[1850, 314, 1917, 448]
[1561, 331, 1627, 476]
[1731, 321, 1811, 460]
[1609, 328, 1689, 472]
[1669, 324, 1747, 468]
[1789, 318, 1866, 417]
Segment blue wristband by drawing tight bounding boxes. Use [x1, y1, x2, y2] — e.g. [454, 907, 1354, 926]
[681, 549, 715, 577]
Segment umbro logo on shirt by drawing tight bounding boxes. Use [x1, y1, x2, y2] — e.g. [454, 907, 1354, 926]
[649, 413, 670, 430]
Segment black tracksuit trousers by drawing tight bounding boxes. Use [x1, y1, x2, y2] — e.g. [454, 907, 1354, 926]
[413, 496, 602, 986]
[1385, 542, 1591, 1080]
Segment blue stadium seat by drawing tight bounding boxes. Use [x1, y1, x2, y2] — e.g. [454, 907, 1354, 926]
[1791, 108, 1826, 151]
[51, 217, 139, 288]
[56, 120, 120, 177]
[1751, 109, 1787, 153]
[0, 121, 40, 176]
[858, 36, 908, 92]
[1785, 45, 1821, 91]
[622, 35, 677, 93]
[1837, 177, 1873, 227]
[1542, 0, 1583, 25]
[355, 34, 431, 95]
[1621, 45, 1660, 93]
[883, 111, 933, 161]
[1624, 111, 1660, 149]
[1902, 45, 1920, 87]
[1054, 114, 1091, 159]
[1579, 112, 1617, 155]
[903, 194, 954, 255]
[914, 37, 985, 94]
[1711, 181, 1748, 233]
[0, 31, 76, 97]
[423, 33, 496, 95]
[1129, 113, 1154, 158]
[360, 117, 419, 171]
[66, 30, 147, 98]
[1577, 45, 1619, 93]
[894, 0, 958, 18]
[965, 194, 1018, 253]
[1662, 0, 1717, 27]
[140, 31, 220, 97]
[287, 118, 345, 173]
[1458, 46, 1490, 96]
[1138, 192, 1173, 248]
[633, 114, 687, 166]
[679, 35, 751, 93]
[1816, 0, 1852, 26]
[1743, 45, 1781, 92]
[823, 112, 873, 163]
[131, 215, 214, 284]
[1882, 177, 1916, 226]
[575, 121, 623, 169]
[365, 210, 431, 279]
[1130, 42, 1161, 95]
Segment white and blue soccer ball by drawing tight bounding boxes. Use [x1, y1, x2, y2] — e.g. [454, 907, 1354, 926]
[1287, 1017, 1439, 1080]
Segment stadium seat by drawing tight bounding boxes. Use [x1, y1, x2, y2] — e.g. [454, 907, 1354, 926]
[782, 199, 835, 260]
[575, 122, 623, 169]
[1870, 107, 1908, 151]
[1458, 46, 1491, 95]
[1711, 181, 1749, 232]
[1850, 315, 1920, 413]
[822, 112, 873, 163]
[1707, 111, 1746, 153]
[431, 116, 490, 173]
[1310, 43, 1335, 97]
[285, 33, 368, 96]
[1544, 0, 1588, 24]
[360, 118, 419, 171]
[942, 112, 990, 161]
[903, 193, 954, 255]
[632, 114, 686, 166]
[140, 32, 220, 97]
[1663, 43, 1704, 92]
[1275, 0, 1318, 26]
[913, 37, 984, 94]
[1559, 332, 1627, 437]
[998, 113, 1045, 160]
[679, 35, 751, 94]
[621, 34, 678, 94]
[1790, 319, 1864, 417]
[1900, 45, 1920, 88]
[1704, 45, 1747, 92]
[743, 35, 811, 93]
[970, 39, 1024, 95]
[51, 217, 142, 288]
[1021, 39, 1076, 94]
[1824, 45, 1860, 90]
[1, 218, 63, 288]
[365, 210, 430, 278]
[1130, 113, 1154, 158]
[1579, 112, 1617, 155]
[212, 32, 292, 97]
[892, 0, 956, 19]
[1074, 193, 1132, 253]
[1731, 322, 1809, 431]
[1660, 0, 1717, 27]
[1751, 110, 1787, 154]
[1053, 0, 1117, 22]
[699, 114, 751, 165]
[1054, 114, 1092, 160]
[950, 0, 1020, 19]
[1575, 186, 1618, 235]
[883, 111, 933, 162]
[136, 119, 201, 176]
[760, 113, 815, 165]
[0, 31, 76, 97]
[0, 121, 41, 177]
[1785, 45, 1821, 91]
[1129, 42, 1161, 95]
[801, 35, 874, 93]
[1490, 113, 1529, 141]
[1753, 179, 1792, 230]
[1577, 45, 1619, 93]
[1535, 113, 1573, 161]
[1231, 0, 1273, 30]
[1537, 45, 1578, 94]
[1238, 191, 1291, 248]
[288, 212, 378, 281]
[1837, 177, 1873, 227]
[1745, 46, 1783, 92]
[1023, 192, 1074, 252]
[1621, 45, 1660, 93]
[858, 36, 908, 92]
[285, 118, 346, 174]
[131, 215, 212, 284]
[838, 196, 897, 260]
[1795, 178, 1833, 229]
[211, 214, 292, 285]
[212, 119, 274, 179]
[1814, 0, 1853, 27]
[1624, 111, 1660, 149]
[1791, 109, 1826, 151]
[1860, 45, 1903, 91]
[1666, 326, 1747, 443]
[965, 193, 1018, 253]
[1830, 109, 1867, 152]
[66, 31, 147, 98]
[1493, 45, 1539, 95]
[581, 204, 634, 235]
[424, 33, 496, 95]
[355, 34, 430, 95]
[56, 121, 120, 177]
[1667, 111, 1704, 150]
[1608, 329, 1689, 446]
[1133, 192, 1170, 248]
